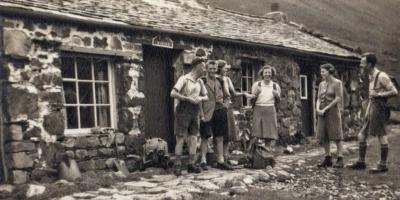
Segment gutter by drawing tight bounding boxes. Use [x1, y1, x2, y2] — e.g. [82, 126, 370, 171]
[0, 4, 360, 64]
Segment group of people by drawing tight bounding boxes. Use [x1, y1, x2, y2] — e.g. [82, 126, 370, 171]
[316, 53, 398, 173]
[170, 56, 281, 175]
[170, 52, 398, 176]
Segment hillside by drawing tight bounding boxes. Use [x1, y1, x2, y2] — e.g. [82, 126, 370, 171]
[208, 0, 400, 75]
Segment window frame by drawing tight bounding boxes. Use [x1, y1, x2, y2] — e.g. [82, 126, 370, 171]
[61, 53, 117, 135]
[300, 75, 308, 100]
[240, 61, 256, 107]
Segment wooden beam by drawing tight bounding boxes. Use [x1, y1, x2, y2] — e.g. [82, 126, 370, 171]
[60, 46, 134, 58]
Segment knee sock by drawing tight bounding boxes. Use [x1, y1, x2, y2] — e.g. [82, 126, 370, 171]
[359, 142, 367, 162]
[380, 144, 389, 165]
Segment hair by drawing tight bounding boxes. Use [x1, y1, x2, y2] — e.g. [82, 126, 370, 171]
[216, 60, 227, 74]
[320, 63, 336, 74]
[191, 57, 205, 67]
[258, 64, 277, 79]
[362, 52, 377, 67]
[206, 60, 216, 68]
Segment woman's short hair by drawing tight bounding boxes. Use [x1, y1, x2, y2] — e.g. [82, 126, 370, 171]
[258, 64, 277, 79]
[320, 63, 336, 74]
[216, 60, 227, 74]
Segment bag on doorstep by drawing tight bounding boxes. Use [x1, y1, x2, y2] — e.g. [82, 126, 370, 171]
[140, 138, 173, 170]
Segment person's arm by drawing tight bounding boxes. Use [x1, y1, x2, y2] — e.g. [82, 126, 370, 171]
[247, 81, 259, 99]
[170, 77, 192, 102]
[272, 82, 281, 98]
[321, 81, 342, 113]
[198, 79, 209, 102]
[377, 74, 398, 97]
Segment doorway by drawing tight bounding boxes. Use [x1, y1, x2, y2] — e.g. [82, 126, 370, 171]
[300, 67, 315, 136]
[143, 45, 176, 150]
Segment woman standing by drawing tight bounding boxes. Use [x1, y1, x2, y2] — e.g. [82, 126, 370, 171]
[316, 63, 344, 168]
[248, 65, 281, 151]
[216, 60, 250, 158]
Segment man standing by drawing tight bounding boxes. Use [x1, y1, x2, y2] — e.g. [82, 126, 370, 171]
[170, 57, 208, 176]
[199, 60, 232, 170]
[348, 53, 398, 173]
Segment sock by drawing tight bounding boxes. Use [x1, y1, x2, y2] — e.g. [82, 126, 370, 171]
[359, 142, 367, 162]
[380, 144, 389, 165]
[175, 155, 182, 166]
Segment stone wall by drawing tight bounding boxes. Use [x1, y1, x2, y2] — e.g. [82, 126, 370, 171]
[211, 44, 303, 142]
[1, 17, 146, 184]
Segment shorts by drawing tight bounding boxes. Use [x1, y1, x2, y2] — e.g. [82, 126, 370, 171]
[200, 121, 213, 139]
[174, 101, 200, 137]
[210, 107, 228, 138]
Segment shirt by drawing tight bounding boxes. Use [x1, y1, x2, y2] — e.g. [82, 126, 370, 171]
[173, 73, 207, 99]
[252, 81, 281, 106]
[369, 68, 395, 96]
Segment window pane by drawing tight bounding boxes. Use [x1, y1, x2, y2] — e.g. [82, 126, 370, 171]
[80, 106, 94, 128]
[63, 82, 77, 104]
[242, 78, 247, 92]
[94, 59, 108, 80]
[95, 83, 109, 104]
[66, 106, 78, 129]
[61, 57, 75, 78]
[76, 57, 92, 80]
[79, 82, 94, 104]
[97, 106, 111, 127]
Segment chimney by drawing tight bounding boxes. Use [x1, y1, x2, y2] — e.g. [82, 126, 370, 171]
[264, 2, 288, 23]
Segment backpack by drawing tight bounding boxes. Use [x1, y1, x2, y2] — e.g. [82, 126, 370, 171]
[250, 81, 280, 109]
[386, 76, 400, 110]
[140, 138, 173, 170]
[246, 142, 275, 169]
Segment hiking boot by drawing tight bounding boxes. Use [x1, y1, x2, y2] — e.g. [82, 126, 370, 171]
[215, 162, 233, 170]
[187, 164, 202, 174]
[333, 157, 344, 168]
[347, 160, 367, 170]
[318, 156, 333, 168]
[173, 164, 182, 176]
[369, 163, 388, 174]
[200, 162, 208, 171]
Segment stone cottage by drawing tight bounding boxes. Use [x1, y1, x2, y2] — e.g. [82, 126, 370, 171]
[0, 0, 361, 184]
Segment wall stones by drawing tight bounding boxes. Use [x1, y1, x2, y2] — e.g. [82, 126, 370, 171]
[3, 29, 31, 59]
[11, 152, 34, 169]
[11, 170, 29, 185]
[5, 86, 39, 121]
[93, 36, 108, 48]
[43, 111, 65, 137]
[5, 142, 36, 153]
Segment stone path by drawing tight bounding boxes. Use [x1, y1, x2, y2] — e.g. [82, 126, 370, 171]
[54, 125, 400, 200]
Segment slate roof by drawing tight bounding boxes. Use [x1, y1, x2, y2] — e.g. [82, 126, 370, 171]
[0, 0, 359, 59]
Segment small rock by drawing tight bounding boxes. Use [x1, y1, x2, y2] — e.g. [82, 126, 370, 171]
[55, 179, 75, 186]
[228, 160, 239, 166]
[394, 191, 400, 197]
[124, 181, 158, 188]
[283, 146, 294, 154]
[230, 186, 248, 195]
[0, 184, 15, 193]
[195, 180, 220, 190]
[72, 192, 96, 199]
[257, 171, 271, 182]
[26, 184, 46, 198]
[276, 170, 291, 181]
[242, 176, 254, 185]
[59, 196, 76, 200]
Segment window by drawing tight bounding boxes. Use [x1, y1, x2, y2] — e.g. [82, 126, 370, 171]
[241, 61, 256, 106]
[61, 54, 115, 134]
[300, 75, 308, 99]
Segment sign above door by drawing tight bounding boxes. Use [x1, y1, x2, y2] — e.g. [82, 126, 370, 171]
[152, 35, 174, 49]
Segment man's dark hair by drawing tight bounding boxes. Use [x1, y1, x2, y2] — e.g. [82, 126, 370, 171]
[362, 52, 377, 67]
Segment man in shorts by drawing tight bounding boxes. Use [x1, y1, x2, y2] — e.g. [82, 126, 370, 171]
[170, 57, 208, 176]
[348, 53, 398, 173]
[199, 60, 232, 170]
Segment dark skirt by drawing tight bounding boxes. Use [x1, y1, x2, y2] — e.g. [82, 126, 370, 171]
[360, 99, 390, 137]
[252, 105, 278, 140]
[226, 106, 239, 142]
[317, 104, 343, 143]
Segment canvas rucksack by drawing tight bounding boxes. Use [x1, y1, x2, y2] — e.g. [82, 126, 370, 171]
[374, 72, 400, 111]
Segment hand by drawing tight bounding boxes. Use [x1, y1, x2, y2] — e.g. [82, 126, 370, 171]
[272, 90, 279, 97]
[369, 90, 379, 98]
[317, 109, 325, 116]
[200, 115, 205, 122]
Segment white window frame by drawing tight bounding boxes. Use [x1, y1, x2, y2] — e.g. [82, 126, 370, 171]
[61, 54, 116, 135]
[300, 75, 308, 100]
[241, 62, 256, 107]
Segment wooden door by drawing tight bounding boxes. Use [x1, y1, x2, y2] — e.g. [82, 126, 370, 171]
[300, 69, 314, 136]
[143, 46, 175, 148]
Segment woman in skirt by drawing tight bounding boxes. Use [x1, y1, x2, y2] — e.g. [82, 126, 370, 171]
[316, 63, 344, 168]
[248, 65, 281, 152]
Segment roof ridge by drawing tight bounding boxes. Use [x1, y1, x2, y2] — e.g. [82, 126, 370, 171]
[213, 6, 275, 21]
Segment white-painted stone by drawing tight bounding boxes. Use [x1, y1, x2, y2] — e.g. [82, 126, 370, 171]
[26, 184, 46, 198]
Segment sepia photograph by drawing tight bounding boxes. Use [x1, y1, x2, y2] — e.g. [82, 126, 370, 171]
[0, 0, 399, 199]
